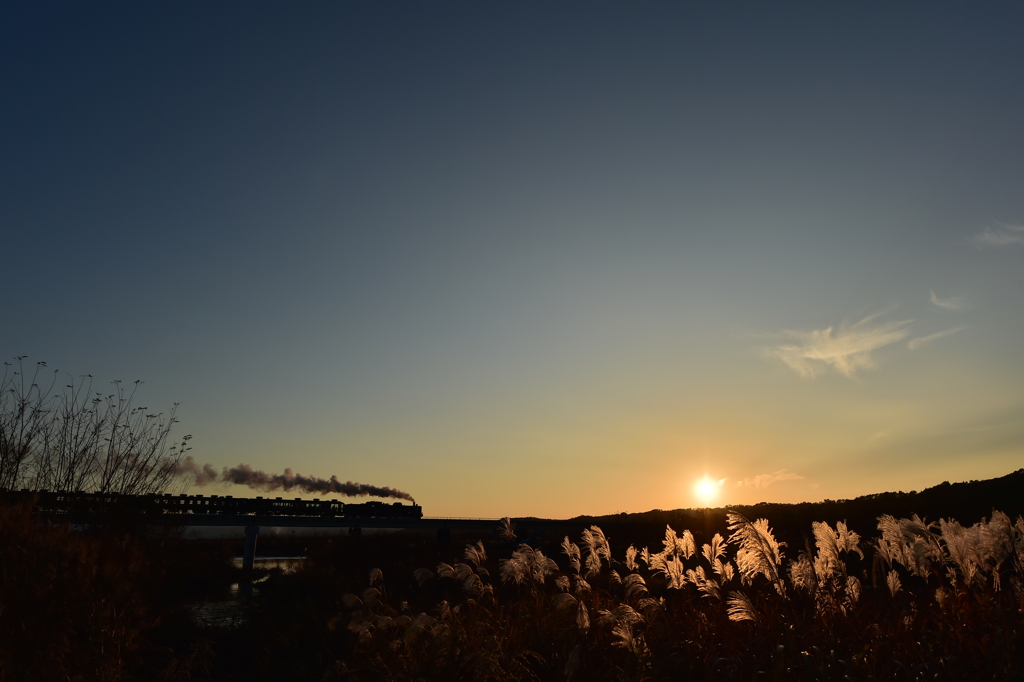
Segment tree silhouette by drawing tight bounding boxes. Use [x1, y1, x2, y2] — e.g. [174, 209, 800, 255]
[0, 357, 190, 494]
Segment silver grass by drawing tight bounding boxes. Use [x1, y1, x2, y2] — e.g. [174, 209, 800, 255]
[811, 521, 863, 584]
[555, 575, 571, 592]
[946, 566, 959, 587]
[574, 576, 591, 595]
[500, 544, 558, 586]
[611, 621, 649, 657]
[625, 545, 639, 572]
[349, 618, 375, 643]
[413, 567, 435, 587]
[498, 516, 517, 542]
[463, 573, 484, 596]
[576, 602, 591, 631]
[369, 567, 384, 586]
[702, 533, 727, 567]
[886, 569, 902, 597]
[436, 562, 456, 580]
[877, 514, 942, 578]
[598, 604, 644, 628]
[562, 535, 582, 574]
[585, 552, 602, 578]
[464, 540, 487, 569]
[660, 555, 687, 589]
[342, 593, 363, 610]
[636, 597, 663, 621]
[687, 565, 721, 600]
[552, 592, 578, 611]
[875, 535, 896, 570]
[726, 590, 761, 625]
[361, 587, 382, 606]
[594, 526, 613, 562]
[727, 512, 787, 596]
[980, 511, 1014, 578]
[640, 546, 653, 568]
[610, 622, 633, 649]
[662, 525, 696, 560]
[845, 575, 861, 606]
[404, 613, 439, 645]
[788, 553, 817, 594]
[610, 569, 622, 584]
[939, 519, 982, 586]
[1014, 516, 1024, 578]
[836, 521, 864, 558]
[623, 573, 649, 600]
[902, 515, 944, 577]
[812, 521, 839, 582]
[452, 562, 474, 580]
[876, 515, 905, 569]
[909, 538, 941, 579]
[581, 526, 612, 576]
[499, 555, 524, 584]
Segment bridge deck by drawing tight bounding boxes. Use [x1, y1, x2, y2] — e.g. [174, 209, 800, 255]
[40, 512, 576, 532]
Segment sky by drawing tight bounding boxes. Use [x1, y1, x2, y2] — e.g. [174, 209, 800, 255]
[3, 2, 1023, 518]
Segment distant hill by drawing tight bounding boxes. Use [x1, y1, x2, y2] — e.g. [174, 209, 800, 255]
[565, 468, 1024, 551]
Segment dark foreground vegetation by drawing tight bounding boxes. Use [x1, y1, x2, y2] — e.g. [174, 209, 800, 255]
[3, 475, 1024, 681]
[0, 500, 233, 681]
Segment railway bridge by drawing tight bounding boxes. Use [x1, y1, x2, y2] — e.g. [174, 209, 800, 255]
[4, 490, 577, 569]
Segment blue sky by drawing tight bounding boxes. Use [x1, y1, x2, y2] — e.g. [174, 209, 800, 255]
[3, 2, 1023, 516]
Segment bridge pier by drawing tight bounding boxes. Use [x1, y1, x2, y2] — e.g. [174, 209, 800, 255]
[243, 525, 260, 571]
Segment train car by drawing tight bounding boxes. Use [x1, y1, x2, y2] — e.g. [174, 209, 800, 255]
[343, 500, 423, 519]
[2, 489, 419, 519]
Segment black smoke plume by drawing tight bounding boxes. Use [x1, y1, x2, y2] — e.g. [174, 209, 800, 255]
[174, 456, 219, 485]
[173, 456, 414, 502]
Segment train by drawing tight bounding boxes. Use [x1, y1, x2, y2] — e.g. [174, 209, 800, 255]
[0, 489, 423, 519]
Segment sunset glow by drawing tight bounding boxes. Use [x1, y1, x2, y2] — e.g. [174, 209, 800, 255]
[693, 477, 721, 506]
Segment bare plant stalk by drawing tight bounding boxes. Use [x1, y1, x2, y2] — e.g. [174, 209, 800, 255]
[0, 358, 59, 490]
[1, 358, 190, 495]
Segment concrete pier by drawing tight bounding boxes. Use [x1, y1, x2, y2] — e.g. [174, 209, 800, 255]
[242, 525, 260, 571]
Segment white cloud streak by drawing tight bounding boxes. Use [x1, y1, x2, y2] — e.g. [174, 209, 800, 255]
[907, 326, 965, 350]
[771, 314, 911, 378]
[929, 290, 966, 311]
[971, 223, 1024, 248]
[736, 469, 805, 489]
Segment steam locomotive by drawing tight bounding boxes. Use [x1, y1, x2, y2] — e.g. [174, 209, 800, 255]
[2, 489, 423, 519]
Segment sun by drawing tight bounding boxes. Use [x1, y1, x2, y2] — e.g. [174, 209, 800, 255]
[693, 476, 720, 505]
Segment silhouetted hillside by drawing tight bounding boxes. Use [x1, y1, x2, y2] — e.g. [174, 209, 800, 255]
[571, 468, 1024, 551]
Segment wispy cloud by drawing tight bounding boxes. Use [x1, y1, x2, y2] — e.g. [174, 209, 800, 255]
[929, 290, 966, 311]
[736, 469, 805, 489]
[771, 314, 911, 378]
[907, 326, 965, 350]
[971, 223, 1024, 248]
